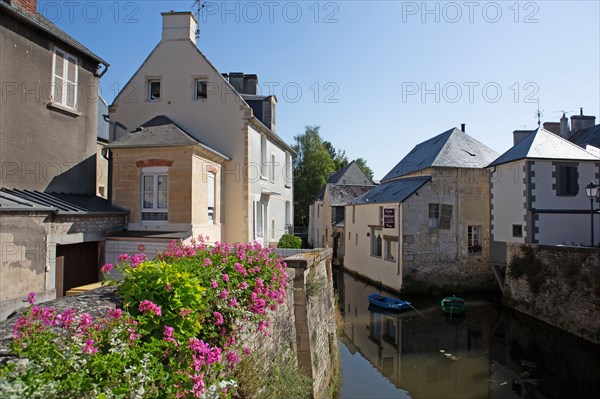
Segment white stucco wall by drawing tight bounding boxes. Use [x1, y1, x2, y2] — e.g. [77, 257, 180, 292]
[490, 161, 527, 244]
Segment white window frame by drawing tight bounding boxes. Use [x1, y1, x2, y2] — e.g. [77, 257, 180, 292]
[467, 225, 482, 254]
[285, 152, 292, 188]
[260, 135, 268, 178]
[141, 167, 168, 224]
[428, 203, 440, 228]
[194, 78, 208, 100]
[207, 172, 216, 224]
[371, 227, 382, 258]
[270, 152, 276, 183]
[51, 47, 78, 109]
[147, 78, 161, 102]
[384, 236, 398, 262]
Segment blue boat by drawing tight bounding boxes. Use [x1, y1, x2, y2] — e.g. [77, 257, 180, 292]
[368, 293, 412, 312]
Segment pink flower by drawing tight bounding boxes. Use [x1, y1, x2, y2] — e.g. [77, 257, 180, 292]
[180, 308, 191, 318]
[226, 350, 240, 368]
[79, 313, 93, 329]
[164, 325, 177, 343]
[101, 263, 113, 273]
[166, 283, 172, 291]
[211, 280, 219, 289]
[139, 300, 162, 317]
[129, 253, 147, 268]
[107, 308, 123, 320]
[82, 339, 98, 355]
[24, 292, 36, 304]
[229, 298, 238, 308]
[243, 346, 251, 356]
[239, 282, 249, 290]
[204, 258, 212, 266]
[117, 253, 129, 262]
[220, 289, 229, 299]
[222, 273, 229, 282]
[213, 311, 224, 325]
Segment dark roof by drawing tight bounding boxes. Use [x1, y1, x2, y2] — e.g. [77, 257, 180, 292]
[569, 124, 600, 150]
[107, 116, 230, 160]
[329, 185, 375, 206]
[382, 128, 499, 181]
[97, 97, 109, 142]
[241, 94, 271, 101]
[107, 230, 192, 240]
[351, 176, 431, 205]
[489, 128, 599, 167]
[314, 161, 376, 201]
[0, 1, 108, 66]
[0, 188, 128, 215]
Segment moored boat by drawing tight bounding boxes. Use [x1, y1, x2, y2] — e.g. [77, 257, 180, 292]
[441, 295, 466, 315]
[368, 293, 412, 311]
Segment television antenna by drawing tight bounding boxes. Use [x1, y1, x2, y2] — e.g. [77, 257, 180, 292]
[553, 110, 574, 117]
[192, 1, 206, 42]
[534, 101, 544, 127]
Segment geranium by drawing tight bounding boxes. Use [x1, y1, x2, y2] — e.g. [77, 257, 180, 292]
[139, 300, 162, 317]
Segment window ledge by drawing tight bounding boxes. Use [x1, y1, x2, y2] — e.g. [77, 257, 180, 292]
[47, 102, 81, 117]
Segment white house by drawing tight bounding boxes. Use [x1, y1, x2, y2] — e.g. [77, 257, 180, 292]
[106, 11, 294, 259]
[488, 127, 600, 261]
[344, 127, 499, 292]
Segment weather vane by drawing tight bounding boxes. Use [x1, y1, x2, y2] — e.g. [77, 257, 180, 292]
[192, 1, 206, 42]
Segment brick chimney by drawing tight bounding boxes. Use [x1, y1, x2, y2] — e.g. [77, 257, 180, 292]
[161, 11, 196, 42]
[570, 108, 596, 132]
[9, 0, 37, 14]
[559, 113, 570, 139]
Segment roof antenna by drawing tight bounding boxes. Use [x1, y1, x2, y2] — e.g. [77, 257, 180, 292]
[192, 1, 206, 43]
[534, 100, 544, 127]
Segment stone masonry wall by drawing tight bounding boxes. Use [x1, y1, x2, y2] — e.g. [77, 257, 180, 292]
[503, 243, 600, 344]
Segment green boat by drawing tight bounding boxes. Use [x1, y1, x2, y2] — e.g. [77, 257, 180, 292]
[441, 295, 466, 315]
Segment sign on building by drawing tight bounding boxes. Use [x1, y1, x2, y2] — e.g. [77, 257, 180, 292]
[384, 208, 395, 228]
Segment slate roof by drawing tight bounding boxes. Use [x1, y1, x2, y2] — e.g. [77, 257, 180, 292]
[351, 176, 431, 205]
[329, 185, 375, 206]
[0, 1, 108, 66]
[314, 161, 375, 201]
[107, 116, 230, 160]
[241, 94, 271, 101]
[0, 188, 128, 214]
[569, 124, 600, 150]
[488, 128, 599, 167]
[382, 128, 499, 181]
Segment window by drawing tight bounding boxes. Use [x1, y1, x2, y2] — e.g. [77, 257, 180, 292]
[379, 206, 384, 225]
[260, 135, 267, 177]
[467, 225, 482, 254]
[355, 233, 358, 246]
[256, 201, 263, 238]
[285, 153, 292, 188]
[195, 79, 208, 100]
[512, 224, 523, 238]
[556, 164, 578, 196]
[352, 205, 356, 224]
[428, 204, 440, 228]
[207, 173, 216, 224]
[285, 201, 291, 226]
[348, 232, 351, 240]
[371, 228, 382, 257]
[52, 47, 78, 109]
[317, 204, 320, 219]
[148, 79, 161, 101]
[270, 153, 276, 183]
[141, 167, 168, 221]
[385, 236, 398, 261]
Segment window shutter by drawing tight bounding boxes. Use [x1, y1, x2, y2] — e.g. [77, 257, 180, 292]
[439, 204, 453, 229]
[53, 50, 65, 103]
[568, 166, 578, 195]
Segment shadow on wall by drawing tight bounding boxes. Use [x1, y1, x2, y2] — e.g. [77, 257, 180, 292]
[45, 155, 97, 195]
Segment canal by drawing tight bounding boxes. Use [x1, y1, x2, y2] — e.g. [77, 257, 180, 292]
[334, 270, 600, 399]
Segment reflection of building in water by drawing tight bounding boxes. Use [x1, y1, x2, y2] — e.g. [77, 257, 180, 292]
[339, 271, 495, 399]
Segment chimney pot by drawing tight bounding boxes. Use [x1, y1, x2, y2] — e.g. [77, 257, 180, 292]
[161, 11, 197, 43]
[460, 123, 466, 132]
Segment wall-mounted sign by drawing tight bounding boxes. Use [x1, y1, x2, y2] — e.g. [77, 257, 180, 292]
[384, 208, 395, 228]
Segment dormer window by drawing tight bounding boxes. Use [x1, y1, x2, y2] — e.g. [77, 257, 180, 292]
[195, 79, 208, 100]
[147, 79, 161, 101]
[52, 47, 78, 109]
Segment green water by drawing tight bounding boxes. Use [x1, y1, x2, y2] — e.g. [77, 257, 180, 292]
[335, 270, 600, 399]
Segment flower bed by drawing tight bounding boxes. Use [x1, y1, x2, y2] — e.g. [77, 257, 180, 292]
[0, 237, 289, 398]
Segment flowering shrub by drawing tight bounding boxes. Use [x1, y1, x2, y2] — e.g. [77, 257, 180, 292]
[0, 237, 289, 399]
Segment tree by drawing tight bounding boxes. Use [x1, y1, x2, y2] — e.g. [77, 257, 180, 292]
[292, 126, 335, 226]
[323, 141, 349, 171]
[355, 158, 374, 180]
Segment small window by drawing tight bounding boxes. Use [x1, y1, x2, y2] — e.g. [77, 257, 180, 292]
[352, 205, 356, 224]
[148, 79, 161, 101]
[512, 224, 523, 238]
[52, 47, 78, 109]
[428, 204, 440, 228]
[285, 152, 292, 188]
[285, 201, 291, 226]
[556, 165, 578, 196]
[385, 236, 398, 261]
[207, 173, 216, 224]
[260, 135, 267, 177]
[141, 167, 168, 222]
[256, 201, 263, 238]
[355, 233, 358, 246]
[371, 228, 382, 257]
[348, 232, 351, 240]
[317, 204, 320, 219]
[270, 153, 276, 183]
[468, 225, 482, 254]
[195, 79, 208, 100]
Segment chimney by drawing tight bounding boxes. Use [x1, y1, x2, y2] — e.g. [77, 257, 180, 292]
[513, 130, 534, 146]
[10, 0, 37, 14]
[542, 122, 561, 135]
[559, 113, 570, 139]
[228, 72, 244, 93]
[460, 123, 466, 133]
[570, 107, 596, 132]
[243, 74, 258, 95]
[161, 11, 197, 42]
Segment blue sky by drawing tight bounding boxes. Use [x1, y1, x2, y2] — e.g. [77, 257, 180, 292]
[43, 0, 600, 179]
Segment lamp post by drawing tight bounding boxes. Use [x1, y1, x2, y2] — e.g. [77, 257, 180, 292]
[585, 181, 599, 247]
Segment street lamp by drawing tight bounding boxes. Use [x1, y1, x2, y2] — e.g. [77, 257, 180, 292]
[585, 181, 599, 247]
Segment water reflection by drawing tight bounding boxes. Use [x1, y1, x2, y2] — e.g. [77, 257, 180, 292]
[335, 270, 600, 399]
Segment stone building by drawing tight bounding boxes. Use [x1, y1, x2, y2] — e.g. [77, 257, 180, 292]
[344, 127, 499, 292]
[0, 0, 126, 318]
[308, 160, 375, 263]
[106, 11, 294, 259]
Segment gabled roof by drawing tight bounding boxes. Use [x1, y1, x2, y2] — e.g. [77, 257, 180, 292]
[329, 185, 375, 206]
[569, 124, 600, 150]
[314, 161, 375, 202]
[382, 128, 499, 181]
[488, 128, 599, 167]
[0, 1, 108, 66]
[0, 188, 128, 215]
[107, 116, 230, 160]
[351, 176, 431, 205]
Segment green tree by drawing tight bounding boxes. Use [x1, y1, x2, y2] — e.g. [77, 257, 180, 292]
[355, 157, 374, 180]
[323, 141, 349, 171]
[292, 126, 335, 226]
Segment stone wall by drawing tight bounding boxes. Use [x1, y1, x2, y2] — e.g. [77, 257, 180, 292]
[503, 243, 600, 344]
